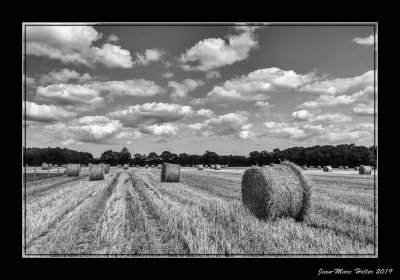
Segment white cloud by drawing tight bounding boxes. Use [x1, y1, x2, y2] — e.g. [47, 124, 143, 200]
[179, 27, 258, 71]
[311, 113, 352, 124]
[298, 70, 374, 95]
[108, 102, 194, 128]
[189, 98, 208, 106]
[140, 123, 179, 136]
[353, 34, 376, 46]
[91, 79, 165, 97]
[196, 108, 214, 117]
[26, 77, 36, 87]
[24, 101, 77, 123]
[162, 71, 174, 79]
[263, 122, 288, 129]
[254, 101, 273, 110]
[207, 67, 315, 103]
[168, 79, 205, 102]
[37, 68, 81, 85]
[135, 49, 165, 65]
[238, 130, 255, 140]
[352, 103, 375, 116]
[206, 71, 221, 79]
[106, 34, 119, 42]
[26, 26, 134, 68]
[292, 110, 314, 121]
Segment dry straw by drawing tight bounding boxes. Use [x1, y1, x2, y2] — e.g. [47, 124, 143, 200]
[323, 166, 333, 172]
[66, 163, 81, 177]
[241, 161, 311, 222]
[215, 164, 221, 170]
[161, 163, 180, 182]
[198, 164, 203, 170]
[89, 163, 104, 181]
[123, 164, 129, 170]
[359, 165, 372, 175]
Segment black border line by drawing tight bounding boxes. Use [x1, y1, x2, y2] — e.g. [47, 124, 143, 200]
[22, 22, 378, 257]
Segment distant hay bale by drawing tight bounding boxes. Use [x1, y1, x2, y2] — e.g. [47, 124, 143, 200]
[343, 166, 349, 170]
[54, 164, 58, 168]
[302, 166, 308, 170]
[123, 164, 129, 170]
[241, 161, 311, 222]
[41, 163, 50, 170]
[323, 166, 333, 172]
[317, 166, 321, 169]
[338, 166, 343, 169]
[225, 165, 229, 168]
[66, 163, 81, 177]
[158, 164, 162, 169]
[215, 164, 221, 170]
[161, 163, 180, 182]
[359, 165, 372, 175]
[89, 164, 104, 181]
[103, 164, 110, 174]
[198, 164, 203, 170]
[151, 165, 155, 168]
[269, 163, 274, 167]
[211, 164, 216, 169]
[354, 166, 359, 170]
[117, 165, 121, 168]
[145, 164, 149, 168]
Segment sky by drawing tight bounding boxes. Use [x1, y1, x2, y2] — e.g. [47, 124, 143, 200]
[23, 23, 377, 158]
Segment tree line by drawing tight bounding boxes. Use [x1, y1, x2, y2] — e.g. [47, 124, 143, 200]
[24, 143, 377, 168]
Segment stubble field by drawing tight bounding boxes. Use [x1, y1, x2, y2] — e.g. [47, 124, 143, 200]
[23, 166, 376, 256]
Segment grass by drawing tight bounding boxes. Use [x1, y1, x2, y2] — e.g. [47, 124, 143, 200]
[23, 167, 376, 256]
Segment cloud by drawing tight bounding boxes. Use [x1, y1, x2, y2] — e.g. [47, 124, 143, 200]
[26, 76, 36, 87]
[37, 68, 81, 85]
[298, 70, 374, 95]
[311, 113, 352, 124]
[106, 34, 119, 42]
[238, 130, 255, 140]
[353, 34, 376, 46]
[207, 67, 315, 103]
[24, 101, 77, 123]
[149, 138, 167, 143]
[139, 123, 179, 136]
[254, 101, 273, 110]
[188, 98, 208, 106]
[168, 79, 205, 102]
[292, 110, 314, 121]
[179, 27, 258, 71]
[162, 71, 174, 79]
[108, 102, 194, 128]
[187, 111, 253, 139]
[196, 108, 214, 117]
[263, 122, 289, 129]
[135, 49, 165, 66]
[44, 116, 142, 145]
[206, 71, 221, 79]
[91, 79, 165, 97]
[26, 26, 133, 68]
[352, 103, 375, 116]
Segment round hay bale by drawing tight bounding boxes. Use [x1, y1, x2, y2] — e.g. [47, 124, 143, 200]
[302, 166, 308, 170]
[211, 164, 216, 169]
[41, 163, 50, 170]
[338, 166, 343, 169]
[66, 163, 81, 177]
[157, 164, 162, 169]
[117, 165, 121, 168]
[103, 164, 110, 174]
[354, 166, 359, 170]
[89, 164, 104, 181]
[241, 161, 311, 222]
[359, 165, 372, 175]
[198, 164, 204, 170]
[215, 164, 221, 170]
[323, 166, 332, 172]
[123, 164, 129, 170]
[161, 163, 180, 182]
[343, 166, 349, 170]
[317, 166, 321, 169]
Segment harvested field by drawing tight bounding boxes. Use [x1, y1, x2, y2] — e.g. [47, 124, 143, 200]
[23, 166, 376, 256]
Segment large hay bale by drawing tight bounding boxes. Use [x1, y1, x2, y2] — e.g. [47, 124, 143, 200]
[89, 164, 104, 181]
[198, 164, 203, 170]
[161, 163, 180, 182]
[123, 164, 129, 170]
[41, 163, 51, 170]
[215, 164, 221, 170]
[103, 164, 110, 174]
[66, 163, 81, 177]
[323, 166, 332, 172]
[241, 161, 311, 222]
[359, 165, 372, 175]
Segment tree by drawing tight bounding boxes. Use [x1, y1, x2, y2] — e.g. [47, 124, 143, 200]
[118, 147, 131, 165]
[161, 151, 172, 163]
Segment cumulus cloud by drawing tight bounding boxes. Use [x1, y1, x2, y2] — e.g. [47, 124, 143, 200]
[311, 113, 352, 124]
[188, 98, 208, 106]
[168, 79, 205, 102]
[24, 101, 77, 123]
[187, 111, 253, 139]
[207, 67, 315, 103]
[44, 115, 141, 145]
[135, 49, 165, 66]
[139, 123, 179, 136]
[26, 26, 133, 68]
[179, 27, 258, 71]
[26, 76, 36, 87]
[206, 71, 221, 79]
[196, 108, 214, 117]
[298, 70, 374, 95]
[292, 110, 314, 121]
[352, 103, 375, 116]
[162, 71, 174, 79]
[353, 34, 376, 46]
[254, 101, 273, 110]
[106, 34, 119, 42]
[149, 138, 167, 143]
[91, 79, 165, 97]
[238, 130, 255, 140]
[107, 102, 194, 128]
[37, 68, 81, 85]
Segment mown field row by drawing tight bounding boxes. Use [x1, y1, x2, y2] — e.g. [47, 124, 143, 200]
[23, 167, 376, 255]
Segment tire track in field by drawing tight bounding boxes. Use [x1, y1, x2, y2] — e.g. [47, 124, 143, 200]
[26, 173, 120, 254]
[129, 173, 190, 254]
